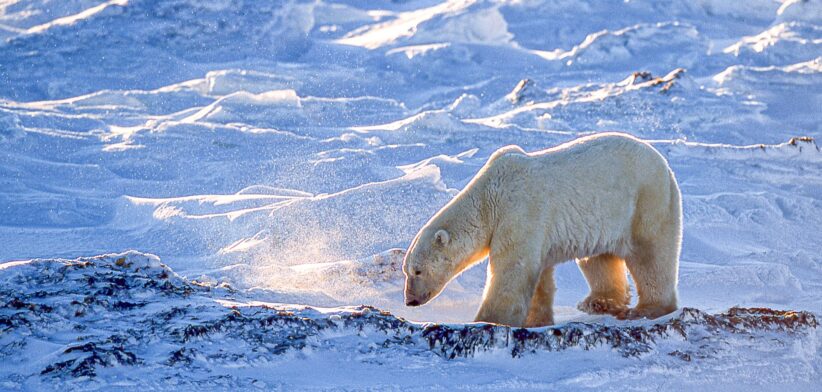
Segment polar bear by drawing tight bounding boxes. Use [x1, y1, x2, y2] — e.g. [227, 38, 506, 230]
[402, 133, 682, 327]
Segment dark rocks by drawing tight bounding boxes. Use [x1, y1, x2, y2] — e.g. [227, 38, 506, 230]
[42, 342, 139, 378]
[422, 307, 816, 359]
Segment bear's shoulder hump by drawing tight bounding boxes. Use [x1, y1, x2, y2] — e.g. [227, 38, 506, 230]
[488, 145, 527, 166]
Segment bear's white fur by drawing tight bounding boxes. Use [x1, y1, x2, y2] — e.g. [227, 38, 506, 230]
[403, 133, 682, 327]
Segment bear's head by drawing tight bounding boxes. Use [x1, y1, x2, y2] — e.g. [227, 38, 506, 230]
[402, 228, 456, 306]
[403, 222, 488, 307]
[403, 227, 455, 306]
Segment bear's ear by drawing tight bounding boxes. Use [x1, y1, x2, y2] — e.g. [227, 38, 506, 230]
[434, 229, 450, 246]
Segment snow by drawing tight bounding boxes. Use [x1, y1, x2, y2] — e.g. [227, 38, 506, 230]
[1, 0, 821, 389]
[1, 252, 818, 389]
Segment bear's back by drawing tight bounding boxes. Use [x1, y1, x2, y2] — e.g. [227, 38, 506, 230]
[537, 132, 653, 158]
[526, 133, 668, 174]
[479, 133, 672, 198]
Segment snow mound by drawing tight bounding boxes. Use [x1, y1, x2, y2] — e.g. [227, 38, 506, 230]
[532, 22, 706, 71]
[199, 69, 297, 96]
[472, 68, 727, 140]
[500, 0, 776, 52]
[336, 0, 512, 49]
[724, 22, 822, 66]
[0, 252, 817, 388]
[353, 109, 470, 133]
[182, 90, 407, 129]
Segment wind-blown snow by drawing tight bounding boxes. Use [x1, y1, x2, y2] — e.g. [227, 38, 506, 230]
[1, 0, 821, 389]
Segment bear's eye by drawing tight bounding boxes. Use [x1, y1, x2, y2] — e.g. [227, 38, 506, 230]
[414, 270, 422, 276]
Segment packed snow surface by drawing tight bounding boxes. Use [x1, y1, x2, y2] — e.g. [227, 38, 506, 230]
[1, 0, 821, 389]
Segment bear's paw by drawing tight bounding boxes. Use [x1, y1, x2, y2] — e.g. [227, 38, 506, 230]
[577, 295, 630, 316]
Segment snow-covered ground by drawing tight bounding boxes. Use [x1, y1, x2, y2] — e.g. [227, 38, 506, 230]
[1, 0, 821, 389]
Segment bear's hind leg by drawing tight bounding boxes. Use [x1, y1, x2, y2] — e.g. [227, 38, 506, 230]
[525, 266, 556, 327]
[621, 240, 679, 320]
[576, 254, 630, 316]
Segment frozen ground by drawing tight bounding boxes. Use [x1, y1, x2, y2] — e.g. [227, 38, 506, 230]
[1, 0, 821, 389]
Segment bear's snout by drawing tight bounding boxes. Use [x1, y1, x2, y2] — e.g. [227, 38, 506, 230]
[404, 289, 432, 306]
[404, 278, 430, 306]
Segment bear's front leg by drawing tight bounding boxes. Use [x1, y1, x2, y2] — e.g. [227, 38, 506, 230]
[474, 254, 541, 328]
[524, 266, 556, 327]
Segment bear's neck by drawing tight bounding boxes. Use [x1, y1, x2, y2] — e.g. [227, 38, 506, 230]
[450, 172, 494, 249]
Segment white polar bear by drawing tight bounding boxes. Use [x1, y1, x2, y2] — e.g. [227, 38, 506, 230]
[402, 133, 682, 327]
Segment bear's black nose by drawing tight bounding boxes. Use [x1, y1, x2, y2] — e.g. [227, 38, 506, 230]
[406, 299, 420, 307]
